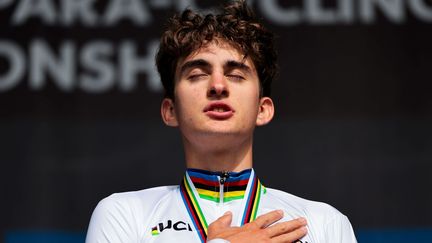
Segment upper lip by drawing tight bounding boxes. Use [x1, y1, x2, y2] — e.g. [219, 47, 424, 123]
[203, 102, 235, 113]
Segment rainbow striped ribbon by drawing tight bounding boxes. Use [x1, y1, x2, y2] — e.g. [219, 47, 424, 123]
[180, 172, 263, 243]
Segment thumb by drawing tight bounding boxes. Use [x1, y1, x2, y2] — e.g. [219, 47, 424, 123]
[211, 211, 233, 229]
[207, 211, 233, 241]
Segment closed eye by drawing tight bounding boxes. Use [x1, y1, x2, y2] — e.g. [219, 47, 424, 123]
[188, 73, 208, 81]
[226, 74, 245, 82]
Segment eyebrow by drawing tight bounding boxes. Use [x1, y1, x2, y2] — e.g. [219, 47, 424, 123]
[224, 60, 252, 74]
[179, 58, 253, 76]
[179, 59, 211, 76]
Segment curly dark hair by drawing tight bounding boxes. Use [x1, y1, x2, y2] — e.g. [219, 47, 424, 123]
[155, 0, 277, 99]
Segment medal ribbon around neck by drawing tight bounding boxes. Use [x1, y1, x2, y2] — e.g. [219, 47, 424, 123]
[179, 172, 263, 243]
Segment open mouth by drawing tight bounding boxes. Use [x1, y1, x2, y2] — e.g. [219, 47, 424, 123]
[203, 102, 235, 119]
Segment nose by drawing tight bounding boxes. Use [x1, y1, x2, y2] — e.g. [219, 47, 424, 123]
[207, 73, 229, 98]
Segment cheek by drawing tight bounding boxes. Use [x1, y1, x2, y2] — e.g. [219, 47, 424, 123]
[174, 86, 202, 118]
[176, 82, 202, 98]
[240, 87, 260, 109]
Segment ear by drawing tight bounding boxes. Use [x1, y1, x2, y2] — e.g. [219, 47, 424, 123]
[161, 98, 179, 127]
[256, 97, 274, 126]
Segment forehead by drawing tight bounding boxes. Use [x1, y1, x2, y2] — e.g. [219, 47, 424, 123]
[176, 40, 256, 72]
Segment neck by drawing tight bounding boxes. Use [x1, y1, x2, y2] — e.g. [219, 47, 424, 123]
[182, 135, 253, 172]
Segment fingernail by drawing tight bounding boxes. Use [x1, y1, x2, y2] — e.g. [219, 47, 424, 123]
[223, 211, 232, 216]
[298, 217, 307, 224]
[277, 210, 284, 216]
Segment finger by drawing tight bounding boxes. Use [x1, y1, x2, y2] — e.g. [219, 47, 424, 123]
[208, 211, 233, 231]
[249, 210, 284, 229]
[265, 218, 307, 237]
[271, 226, 308, 243]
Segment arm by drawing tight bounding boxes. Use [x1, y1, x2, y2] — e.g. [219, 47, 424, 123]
[324, 214, 357, 243]
[85, 196, 136, 243]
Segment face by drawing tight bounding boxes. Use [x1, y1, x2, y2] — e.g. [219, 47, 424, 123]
[161, 40, 274, 145]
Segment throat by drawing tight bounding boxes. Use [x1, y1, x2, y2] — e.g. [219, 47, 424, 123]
[182, 133, 254, 172]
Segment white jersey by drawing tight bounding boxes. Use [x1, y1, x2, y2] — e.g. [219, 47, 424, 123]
[86, 169, 357, 243]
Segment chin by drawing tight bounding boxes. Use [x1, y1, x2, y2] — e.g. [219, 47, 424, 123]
[204, 123, 244, 133]
[199, 127, 251, 139]
[201, 129, 239, 136]
[195, 132, 247, 150]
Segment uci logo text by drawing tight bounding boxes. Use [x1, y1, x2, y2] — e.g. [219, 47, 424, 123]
[151, 220, 193, 236]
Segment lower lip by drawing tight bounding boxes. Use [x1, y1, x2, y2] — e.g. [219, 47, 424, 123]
[205, 110, 234, 120]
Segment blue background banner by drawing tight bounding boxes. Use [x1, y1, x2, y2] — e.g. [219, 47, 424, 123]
[6, 229, 432, 243]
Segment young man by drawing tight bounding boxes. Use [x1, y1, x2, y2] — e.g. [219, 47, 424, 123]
[86, 1, 357, 242]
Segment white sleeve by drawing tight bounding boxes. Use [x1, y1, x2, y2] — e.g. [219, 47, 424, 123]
[324, 214, 357, 243]
[85, 196, 137, 243]
[207, 239, 230, 243]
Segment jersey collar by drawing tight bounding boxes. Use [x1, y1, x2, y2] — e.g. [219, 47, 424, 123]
[180, 168, 264, 242]
[185, 168, 252, 203]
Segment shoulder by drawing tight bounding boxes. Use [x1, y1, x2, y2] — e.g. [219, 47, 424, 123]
[93, 186, 177, 216]
[267, 188, 346, 225]
[265, 187, 342, 219]
[99, 185, 178, 209]
[264, 188, 357, 242]
[86, 186, 178, 243]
